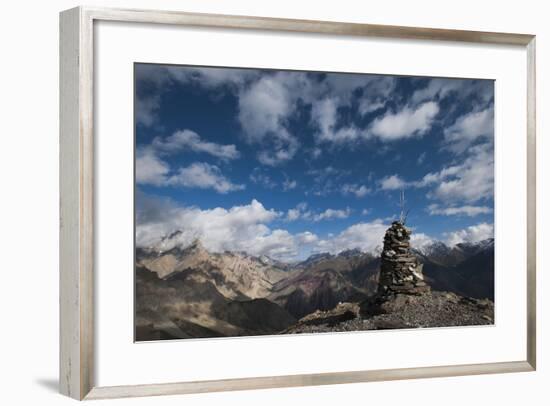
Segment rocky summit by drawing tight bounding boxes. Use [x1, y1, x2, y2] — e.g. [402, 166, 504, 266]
[378, 221, 430, 296]
[284, 292, 494, 334]
[285, 222, 494, 334]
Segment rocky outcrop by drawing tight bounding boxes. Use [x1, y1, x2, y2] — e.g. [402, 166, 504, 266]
[284, 222, 494, 335]
[378, 221, 430, 296]
[284, 292, 494, 334]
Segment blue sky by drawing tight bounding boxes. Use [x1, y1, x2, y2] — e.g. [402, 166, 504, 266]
[135, 63, 494, 261]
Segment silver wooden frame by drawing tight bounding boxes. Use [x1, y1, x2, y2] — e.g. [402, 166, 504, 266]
[60, 6, 537, 400]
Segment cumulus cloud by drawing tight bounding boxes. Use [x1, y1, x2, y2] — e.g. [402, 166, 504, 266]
[137, 193, 442, 260]
[428, 143, 493, 203]
[428, 204, 492, 217]
[285, 203, 351, 222]
[358, 76, 395, 115]
[136, 196, 317, 261]
[152, 130, 240, 161]
[443, 107, 494, 153]
[314, 220, 388, 254]
[136, 148, 244, 194]
[313, 208, 352, 222]
[238, 73, 302, 165]
[342, 183, 370, 197]
[369, 101, 439, 141]
[285, 202, 311, 222]
[286, 207, 304, 222]
[296, 231, 319, 245]
[410, 233, 435, 251]
[415, 165, 462, 188]
[135, 147, 170, 186]
[166, 162, 245, 193]
[379, 174, 408, 191]
[311, 97, 362, 143]
[444, 222, 494, 246]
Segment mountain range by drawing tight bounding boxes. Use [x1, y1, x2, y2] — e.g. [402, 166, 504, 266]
[135, 234, 494, 340]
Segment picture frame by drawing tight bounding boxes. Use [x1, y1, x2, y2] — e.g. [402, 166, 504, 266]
[59, 6, 536, 400]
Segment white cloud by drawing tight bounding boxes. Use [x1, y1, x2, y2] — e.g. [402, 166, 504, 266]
[428, 204, 492, 217]
[168, 66, 257, 89]
[313, 208, 351, 222]
[143, 65, 257, 91]
[257, 145, 298, 166]
[166, 162, 245, 194]
[312, 218, 433, 254]
[415, 165, 462, 188]
[152, 130, 240, 160]
[137, 194, 442, 260]
[311, 97, 362, 143]
[135, 65, 256, 127]
[136, 94, 160, 127]
[307, 166, 351, 197]
[296, 231, 319, 244]
[444, 223, 494, 246]
[249, 168, 276, 189]
[238, 73, 301, 165]
[311, 147, 323, 159]
[137, 197, 323, 261]
[357, 77, 395, 115]
[443, 107, 494, 153]
[411, 78, 494, 106]
[342, 184, 370, 197]
[135, 147, 170, 186]
[285, 202, 312, 222]
[136, 131, 244, 193]
[137, 198, 293, 258]
[429, 143, 493, 203]
[411, 78, 465, 104]
[285, 203, 351, 222]
[314, 220, 388, 254]
[248, 229, 298, 260]
[369, 101, 439, 141]
[379, 174, 408, 191]
[358, 99, 385, 115]
[410, 233, 435, 251]
[286, 208, 302, 222]
[361, 208, 371, 216]
[282, 179, 297, 191]
[238, 75, 291, 139]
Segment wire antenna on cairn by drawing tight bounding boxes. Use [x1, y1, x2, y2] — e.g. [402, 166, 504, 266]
[399, 188, 410, 224]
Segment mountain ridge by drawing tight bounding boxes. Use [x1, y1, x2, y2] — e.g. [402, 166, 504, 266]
[135, 233, 494, 340]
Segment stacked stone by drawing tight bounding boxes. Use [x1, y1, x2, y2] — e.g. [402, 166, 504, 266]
[378, 221, 430, 296]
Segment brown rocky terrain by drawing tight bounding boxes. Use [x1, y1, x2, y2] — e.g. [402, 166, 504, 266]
[135, 225, 494, 340]
[283, 292, 494, 334]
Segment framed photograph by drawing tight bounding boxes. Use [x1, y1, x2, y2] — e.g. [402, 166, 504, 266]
[60, 7, 536, 400]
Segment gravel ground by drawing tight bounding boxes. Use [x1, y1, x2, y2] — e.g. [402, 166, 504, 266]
[284, 291, 494, 334]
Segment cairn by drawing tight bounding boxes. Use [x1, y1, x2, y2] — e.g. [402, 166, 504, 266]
[377, 221, 430, 296]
